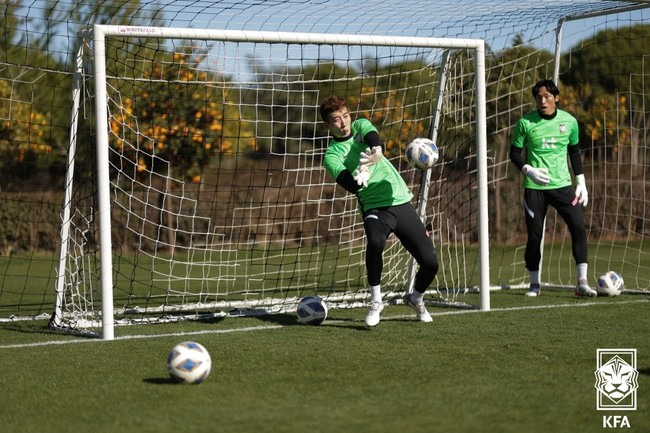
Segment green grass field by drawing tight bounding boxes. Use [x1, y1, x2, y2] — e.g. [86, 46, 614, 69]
[0, 289, 648, 433]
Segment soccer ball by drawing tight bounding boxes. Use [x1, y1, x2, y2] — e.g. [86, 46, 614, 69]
[296, 296, 328, 325]
[405, 138, 439, 170]
[167, 341, 212, 384]
[596, 271, 624, 297]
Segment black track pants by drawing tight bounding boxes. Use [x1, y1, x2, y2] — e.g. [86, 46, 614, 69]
[523, 187, 588, 271]
[363, 203, 438, 293]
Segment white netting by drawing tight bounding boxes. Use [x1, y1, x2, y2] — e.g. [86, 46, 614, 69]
[0, 1, 648, 330]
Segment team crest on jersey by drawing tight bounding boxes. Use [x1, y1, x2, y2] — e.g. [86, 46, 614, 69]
[559, 123, 567, 134]
[354, 133, 363, 144]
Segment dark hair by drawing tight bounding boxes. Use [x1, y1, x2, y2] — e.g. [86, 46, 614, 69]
[319, 96, 347, 122]
[532, 79, 560, 97]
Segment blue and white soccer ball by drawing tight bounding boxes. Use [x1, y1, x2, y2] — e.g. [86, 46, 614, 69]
[405, 138, 439, 170]
[296, 296, 328, 325]
[596, 271, 624, 297]
[167, 341, 212, 384]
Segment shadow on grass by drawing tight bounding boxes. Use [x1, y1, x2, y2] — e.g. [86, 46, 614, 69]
[142, 377, 182, 385]
[0, 321, 57, 334]
[252, 312, 372, 331]
[193, 315, 226, 325]
[637, 367, 650, 376]
[252, 313, 301, 326]
[326, 322, 371, 331]
[0, 320, 103, 339]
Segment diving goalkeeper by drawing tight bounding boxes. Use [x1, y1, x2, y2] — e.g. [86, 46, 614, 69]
[320, 95, 438, 326]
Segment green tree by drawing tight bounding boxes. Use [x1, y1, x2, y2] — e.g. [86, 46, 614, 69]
[250, 60, 363, 155]
[0, 1, 56, 190]
[0, 1, 172, 190]
[453, 35, 554, 241]
[357, 58, 440, 156]
[561, 24, 650, 164]
[251, 56, 442, 159]
[109, 50, 245, 181]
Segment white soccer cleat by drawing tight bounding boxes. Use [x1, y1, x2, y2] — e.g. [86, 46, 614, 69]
[575, 279, 597, 297]
[403, 293, 433, 323]
[525, 284, 540, 297]
[365, 301, 384, 327]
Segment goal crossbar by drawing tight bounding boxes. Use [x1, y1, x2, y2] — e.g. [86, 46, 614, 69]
[92, 25, 486, 50]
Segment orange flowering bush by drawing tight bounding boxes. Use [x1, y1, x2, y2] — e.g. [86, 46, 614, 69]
[108, 51, 251, 182]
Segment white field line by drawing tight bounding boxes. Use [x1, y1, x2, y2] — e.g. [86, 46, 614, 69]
[0, 325, 284, 350]
[0, 299, 646, 350]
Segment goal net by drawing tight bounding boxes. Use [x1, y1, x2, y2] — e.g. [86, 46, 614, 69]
[53, 25, 488, 336]
[2, 1, 649, 338]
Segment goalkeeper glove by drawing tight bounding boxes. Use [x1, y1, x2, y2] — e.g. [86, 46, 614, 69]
[359, 146, 383, 168]
[352, 165, 371, 188]
[522, 164, 550, 186]
[574, 174, 588, 207]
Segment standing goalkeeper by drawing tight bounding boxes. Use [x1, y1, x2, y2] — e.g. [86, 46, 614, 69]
[510, 79, 596, 297]
[320, 95, 438, 326]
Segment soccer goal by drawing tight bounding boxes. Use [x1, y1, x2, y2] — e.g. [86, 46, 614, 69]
[52, 25, 489, 338]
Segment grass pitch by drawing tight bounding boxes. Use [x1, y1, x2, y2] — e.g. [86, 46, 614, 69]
[0, 290, 648, 433]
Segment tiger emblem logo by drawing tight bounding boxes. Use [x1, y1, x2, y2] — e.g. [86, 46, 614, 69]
[594, 354, 639, 406]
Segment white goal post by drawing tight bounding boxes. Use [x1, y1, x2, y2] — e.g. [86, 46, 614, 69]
[54, 24, 489, 339]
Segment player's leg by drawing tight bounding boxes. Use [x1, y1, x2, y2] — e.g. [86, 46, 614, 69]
[392, 203, 436, 322]
[523, 189, 549, 296]
[392, 203, 438, 292]
[550, 187, 596, 297]
[362, 209, 395, 326]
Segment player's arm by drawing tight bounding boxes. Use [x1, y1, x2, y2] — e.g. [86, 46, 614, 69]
[509, 119, 527, 171]
[568, 143, 583, 175]
[510, 120, 550, 186]
[323, 149, 363, 194]
[335, 170, 362, 194]
[359, 131, 384, 168]
[509, 145, 525, 171]
[569, 143, 588, 206]
[567, 115, 588, 205]
[510, 144, 550, 185]
[363, 131, 383, 152]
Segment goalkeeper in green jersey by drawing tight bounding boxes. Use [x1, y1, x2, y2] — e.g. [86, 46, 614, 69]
[510, 79, 596, 298]
[320, 96, 438, 326]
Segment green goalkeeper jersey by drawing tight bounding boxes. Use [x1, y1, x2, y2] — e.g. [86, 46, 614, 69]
[511, 108, 579, 190]
[323, 118, 413, 212]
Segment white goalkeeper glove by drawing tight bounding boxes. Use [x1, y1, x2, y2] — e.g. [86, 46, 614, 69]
[574, 174, 588, 207]
[352, 165, 371, 188]
[359, 146, 383, 168]
[522, 164, 551, 186]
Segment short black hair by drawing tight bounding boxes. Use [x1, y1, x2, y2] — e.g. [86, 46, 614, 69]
[319, 96, 347, 122]
[532, 79, 560, 98]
